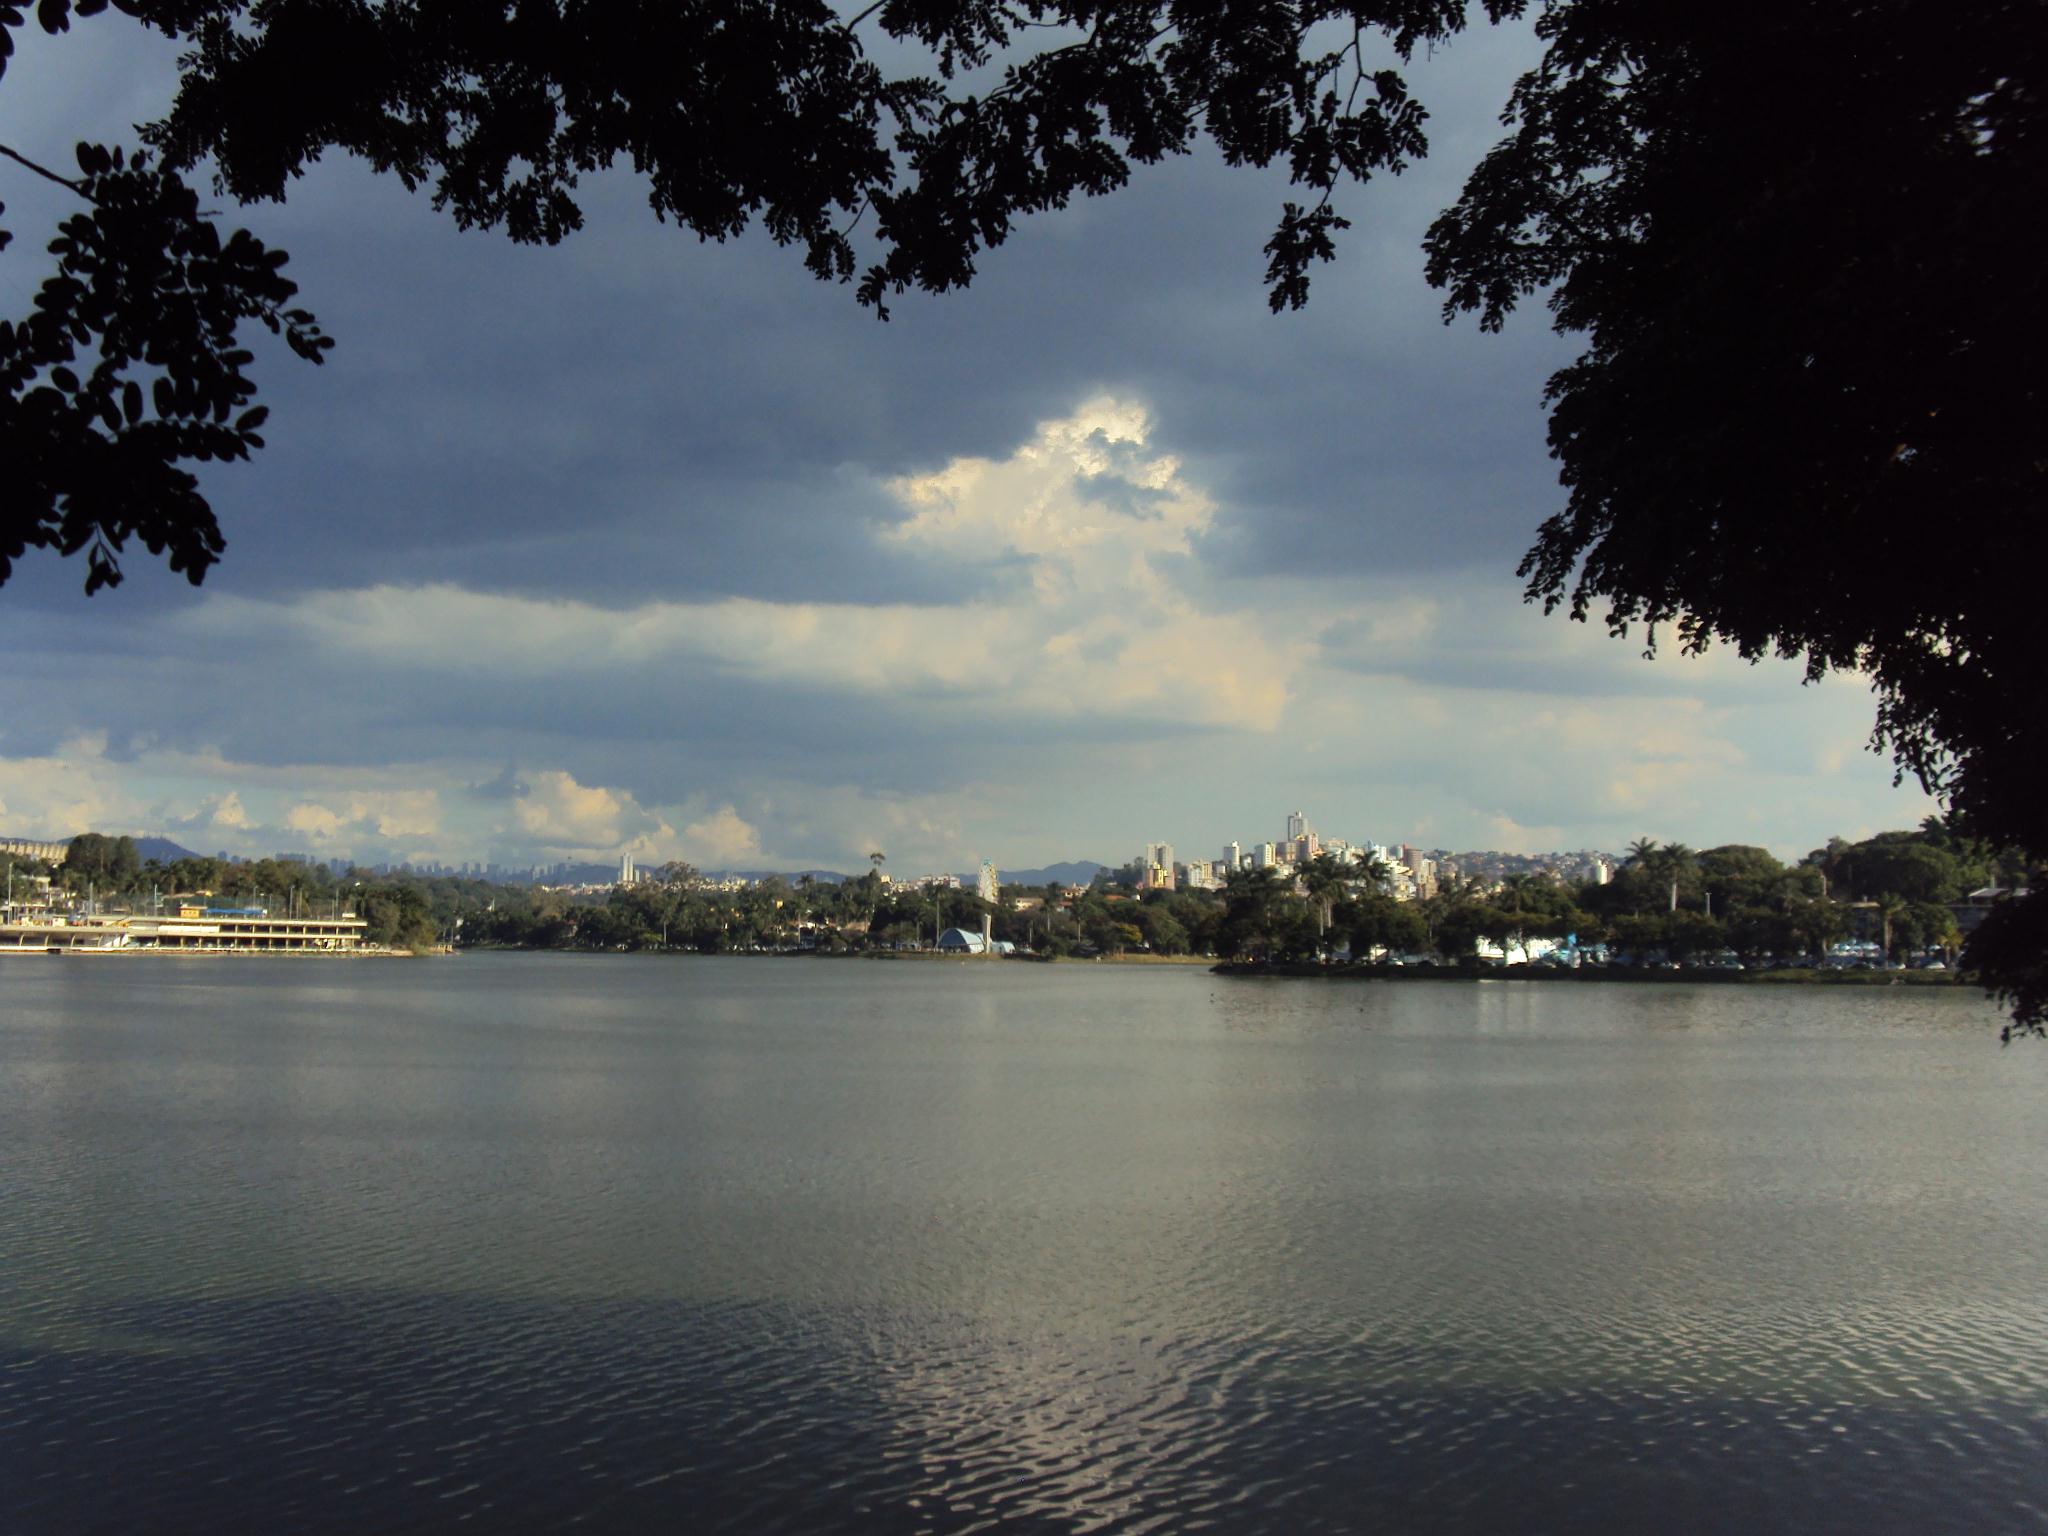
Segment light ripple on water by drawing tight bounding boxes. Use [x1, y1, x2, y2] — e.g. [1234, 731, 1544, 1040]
[5, 1287, 2044, 1534]
[2, 955, 2045, 1532]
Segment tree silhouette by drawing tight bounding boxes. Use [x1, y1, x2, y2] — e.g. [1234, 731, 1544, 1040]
[2, 0, 1499, 590]
[1424, 1, 2046, 1029]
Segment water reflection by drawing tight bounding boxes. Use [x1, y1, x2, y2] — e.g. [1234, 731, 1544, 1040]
[1, 956, 2042, 1533]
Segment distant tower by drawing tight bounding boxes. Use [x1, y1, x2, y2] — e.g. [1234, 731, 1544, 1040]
[978, 859, 1000, 904]
[1286, 810, 1310, 842]
[1224, 840, 1241, 870]
[620, 852, 635, 885]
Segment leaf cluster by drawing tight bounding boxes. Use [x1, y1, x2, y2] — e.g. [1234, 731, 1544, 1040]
[128, 1, 1513, 316]
[1, 140, 329, 589]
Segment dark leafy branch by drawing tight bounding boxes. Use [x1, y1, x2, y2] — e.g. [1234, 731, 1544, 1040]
[1421, 0, 2048, 1032]
[1, 140, 330, 591]
[3, 0, 1522, 588]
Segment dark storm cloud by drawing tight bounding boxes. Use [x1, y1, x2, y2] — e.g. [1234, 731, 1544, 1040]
[465, 765, 529, 801]
[4, 12, 1560, 623]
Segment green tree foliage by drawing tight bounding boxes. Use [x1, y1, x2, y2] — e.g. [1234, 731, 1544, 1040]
[1296, 852, 1352, 935]
[1217, 866, 1283, 960]
[1348, 895, 1427, 960]
[1430, 901, 1510, 964]
[58, 830, 138, 886]
[1423, 1, 2047, 1028]
[356, 883, 438, 952]
[1696, 846, 1787, 913]
[1594, 839, 1698, 918]
[0, 139, 330, 589]
[1826, 833, 1985, 906]
[1135, 903, 1190, 956]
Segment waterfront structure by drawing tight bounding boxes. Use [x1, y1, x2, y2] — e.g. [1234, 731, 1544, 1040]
[935, 926, 1015, 956]
[0, 836, 70, 862]
[0, 908, 369, 953]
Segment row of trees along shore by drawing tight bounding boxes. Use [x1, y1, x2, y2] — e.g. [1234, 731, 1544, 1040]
[5, 819, 2032, 982]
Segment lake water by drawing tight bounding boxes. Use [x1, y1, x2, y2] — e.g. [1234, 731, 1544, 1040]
[2, 954, 2043, 1533]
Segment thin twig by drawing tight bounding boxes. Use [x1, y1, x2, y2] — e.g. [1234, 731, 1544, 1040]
[0, 142, 88, 196]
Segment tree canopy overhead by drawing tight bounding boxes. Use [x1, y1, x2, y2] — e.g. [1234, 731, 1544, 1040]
[1421, 0, 2045, 1027]
[3, 0, 1513, 590]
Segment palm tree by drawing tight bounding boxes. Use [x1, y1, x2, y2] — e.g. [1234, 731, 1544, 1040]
[1626, 837, 1661, 868]
[1297, 853, 1349, 952]
[864, 851, 886, 937]
[1042, 881, 1064, 949]
[1877, 892, 1909, 965]
[1499, 873, 1537, 917]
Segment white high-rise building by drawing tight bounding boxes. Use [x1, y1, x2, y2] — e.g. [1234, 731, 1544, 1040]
[977, 859, 1000, 904]
[620, 852, 636, 885]
[1255, 842, 1278, 869]
[1286, 810, 1311, 842]
[1145, 841, 1175, 872]
[1224, 840, 1241, 870]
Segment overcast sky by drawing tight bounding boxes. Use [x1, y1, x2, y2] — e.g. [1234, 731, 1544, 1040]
[0, 11, 1935, 874]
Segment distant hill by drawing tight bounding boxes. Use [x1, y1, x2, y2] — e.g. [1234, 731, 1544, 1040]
[709, 869, 851, 885]
[991, 861, 1105, 888]
[135, 836, 201, 864]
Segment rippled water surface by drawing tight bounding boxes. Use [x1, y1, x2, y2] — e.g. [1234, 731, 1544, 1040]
[3, 955, 2044, 1533]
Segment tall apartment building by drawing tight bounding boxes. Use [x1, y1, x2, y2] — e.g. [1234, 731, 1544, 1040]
[1223, 841, 1241, 870]
[1286, 810, 1311, 842]
[1141, 842, 1177, 892]
[977, 859, 1000, 904]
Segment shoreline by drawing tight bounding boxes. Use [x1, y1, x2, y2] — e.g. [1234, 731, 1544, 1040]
[5, 944, 1972, 990]
[0, 946, 426, 959]
[1210, 960, 1965, 988]
[451, 947, 1964, 987]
